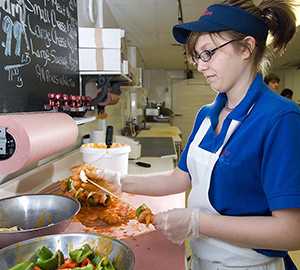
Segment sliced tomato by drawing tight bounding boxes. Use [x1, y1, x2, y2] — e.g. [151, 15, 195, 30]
[81, 258, 92, 266]
[59, 259, 77, 268]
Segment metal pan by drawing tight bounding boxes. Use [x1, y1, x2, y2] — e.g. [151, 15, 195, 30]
[0, 233, 135, 270]
[0, 194, 80, 248]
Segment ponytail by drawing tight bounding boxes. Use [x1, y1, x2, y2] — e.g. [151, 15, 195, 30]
[258, 0, 296, 52]
[219, 0, 297, 72]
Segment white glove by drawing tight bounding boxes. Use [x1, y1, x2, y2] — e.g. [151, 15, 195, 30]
[153, 208, 201, 245]
[96, 168, 123, 188]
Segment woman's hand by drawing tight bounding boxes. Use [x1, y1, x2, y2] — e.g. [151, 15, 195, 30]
[153, 208, 201, 245]
[95, 168, 123, 190]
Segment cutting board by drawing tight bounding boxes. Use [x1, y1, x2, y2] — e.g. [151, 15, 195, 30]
[124, 231, 185, 270]
[39, 182, 154, 238]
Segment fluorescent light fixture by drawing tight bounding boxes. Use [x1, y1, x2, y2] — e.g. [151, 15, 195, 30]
[295, 4, 300, 27]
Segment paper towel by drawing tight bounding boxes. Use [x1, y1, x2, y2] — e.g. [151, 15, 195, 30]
[0, 112, 78, 174]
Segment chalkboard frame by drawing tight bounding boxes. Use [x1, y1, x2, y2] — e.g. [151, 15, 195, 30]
[0, 0, 80, 113]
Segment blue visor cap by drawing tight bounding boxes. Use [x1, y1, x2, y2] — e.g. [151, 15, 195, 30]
[173, 4, 269, 44]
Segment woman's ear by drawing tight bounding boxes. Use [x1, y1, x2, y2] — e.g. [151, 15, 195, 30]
[241, 36, 256, 60]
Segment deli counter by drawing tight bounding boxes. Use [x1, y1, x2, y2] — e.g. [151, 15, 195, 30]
[0, 148, 186, 270]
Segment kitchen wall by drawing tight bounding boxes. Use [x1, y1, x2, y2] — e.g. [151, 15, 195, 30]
[172, 76, 215, 144]
[275, 68, 300, 103]
[143, 69, 185, 108]
[144, 67, 300, 107]
[102, 0, 119, 27]
[141, 67, 300, 144]
[77, 0, 119, 28]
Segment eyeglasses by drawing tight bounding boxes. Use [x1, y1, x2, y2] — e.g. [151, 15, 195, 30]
[192, 39, 241, 64]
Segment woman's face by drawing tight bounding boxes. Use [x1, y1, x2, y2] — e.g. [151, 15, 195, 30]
[194, 33, 249, 93]
[268, 80, 280, 91]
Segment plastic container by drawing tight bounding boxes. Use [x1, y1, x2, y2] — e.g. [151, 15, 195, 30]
[90, 129, 105, 143]
[80, 143, 131, 175]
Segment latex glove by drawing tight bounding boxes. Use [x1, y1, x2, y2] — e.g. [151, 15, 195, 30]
[96, 168, 123, 189]
[154, 208, 201, 245]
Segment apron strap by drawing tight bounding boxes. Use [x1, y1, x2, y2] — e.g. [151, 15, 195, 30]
[193, 104, 256, 157]
[216, 120, 240, 156]
[192, 117, 211, 146]
[216, 104, 256, 156]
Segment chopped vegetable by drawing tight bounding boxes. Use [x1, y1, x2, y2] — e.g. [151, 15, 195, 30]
[72, 264, 94, 270]
[59, 259, 77, 268]
[135, 203, 148, 217]
[37, 246, 53, 260]
[69, 244, 93, 263]
[91, 254, 102, 265]
[136, 203, 154, 225]
[8, 243, 115, 270]
[98, 256, 115, 270]
[87, 192, 98, 207]
[36, 251, 60, 270]
[67, 178, 74, 191]
[57, 250, 64, 266]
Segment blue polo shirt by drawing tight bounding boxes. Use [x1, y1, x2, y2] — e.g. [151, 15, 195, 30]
[178, 74, 300, 263]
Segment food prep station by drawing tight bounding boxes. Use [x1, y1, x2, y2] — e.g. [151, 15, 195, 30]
[0, 0, 186, 267]
[0, 147, 186, 270]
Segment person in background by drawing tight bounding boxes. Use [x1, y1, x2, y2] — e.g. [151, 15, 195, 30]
[94, 1, 300, 269]
[280, 88, 294, 100]
[264, 73, 280, 91]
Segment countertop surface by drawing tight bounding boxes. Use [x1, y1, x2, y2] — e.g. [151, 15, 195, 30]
[124, 231, 185, 270]
[0, 149, 186, 270]
[137, 123, 182, 143]
[0, 151, 176, 198]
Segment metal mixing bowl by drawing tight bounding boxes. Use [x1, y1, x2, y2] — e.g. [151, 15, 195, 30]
[0, 194, 80, 248]
[0, 233, 135, 270]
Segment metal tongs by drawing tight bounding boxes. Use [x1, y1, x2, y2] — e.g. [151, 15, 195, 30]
[79, 170, 135, 209]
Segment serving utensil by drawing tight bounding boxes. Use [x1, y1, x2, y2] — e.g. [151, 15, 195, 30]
[79, 170, 136, 209]
[105, 125, 113, 148]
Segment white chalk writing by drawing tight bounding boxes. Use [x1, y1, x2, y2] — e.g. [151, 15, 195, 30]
[0, 0, 78, 97]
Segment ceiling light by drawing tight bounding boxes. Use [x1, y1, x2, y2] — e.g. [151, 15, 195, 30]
[294, 4, 300, 27]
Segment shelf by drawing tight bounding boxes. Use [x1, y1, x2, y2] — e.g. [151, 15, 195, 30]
[79, 72, 133, 83]
[73, 116, 96, 125]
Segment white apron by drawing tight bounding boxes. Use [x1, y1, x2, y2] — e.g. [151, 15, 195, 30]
[187, 117, 284, 270]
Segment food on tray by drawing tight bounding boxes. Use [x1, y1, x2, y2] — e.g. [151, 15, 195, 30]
[0, 226, 20, 232]
[81, 143, 126, 149]
[60, 164, 136, 226]
[8, 243, 116, 270]
[136, 204, 154, 225]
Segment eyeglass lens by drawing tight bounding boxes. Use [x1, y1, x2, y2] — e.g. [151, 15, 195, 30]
[193, 39, 240, 64]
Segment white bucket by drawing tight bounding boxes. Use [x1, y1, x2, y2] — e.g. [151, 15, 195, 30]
[80, 143, 131, 175]
[90, 130, 105, 143]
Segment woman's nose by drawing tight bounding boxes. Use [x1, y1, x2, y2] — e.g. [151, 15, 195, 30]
[196, 60, 209, 72]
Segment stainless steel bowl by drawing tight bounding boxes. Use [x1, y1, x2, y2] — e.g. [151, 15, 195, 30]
[0, 233, 135, 270]
[0, 194, 80, 248]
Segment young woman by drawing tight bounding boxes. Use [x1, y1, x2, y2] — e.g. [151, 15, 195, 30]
[97, 1, 300, 269]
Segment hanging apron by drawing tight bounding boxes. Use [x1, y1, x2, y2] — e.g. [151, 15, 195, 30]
[187, 116, 285, 270]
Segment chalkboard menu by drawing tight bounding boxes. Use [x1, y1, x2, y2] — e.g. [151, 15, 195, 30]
[0, 0, 79, 112]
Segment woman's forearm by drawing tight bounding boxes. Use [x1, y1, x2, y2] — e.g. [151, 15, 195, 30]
[121, 167, 191, 196]
[200, 209, 300, 251]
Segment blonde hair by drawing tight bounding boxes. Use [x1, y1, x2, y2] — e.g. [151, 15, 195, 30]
[186, 0, 296, 74]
